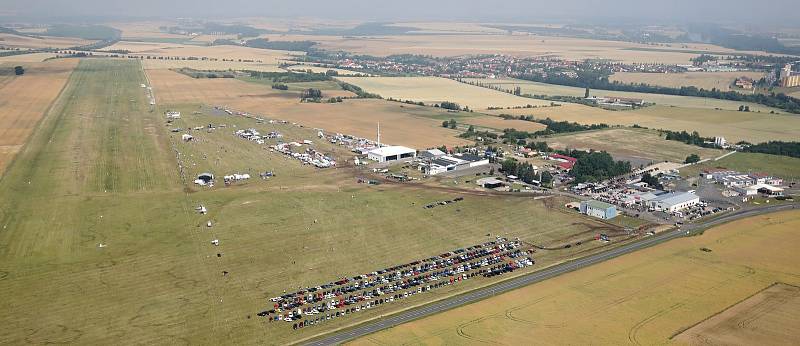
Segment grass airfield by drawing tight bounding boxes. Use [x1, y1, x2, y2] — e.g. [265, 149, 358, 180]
[0, 58, 637, 344]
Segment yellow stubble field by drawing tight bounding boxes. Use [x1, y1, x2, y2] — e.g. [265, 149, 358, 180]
[0, 58, 78, 174]
[488, 104, 800, 143]
[352, 209, 800, 345]
[260, 34, 767, 64]
[0, 33, 93, 49]
[610, 71, 766, 91]
[337, 76, 554, 110]
[147, 69, 471, 148]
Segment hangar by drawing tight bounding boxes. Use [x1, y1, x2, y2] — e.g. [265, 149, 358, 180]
[367, 146, 417, 163]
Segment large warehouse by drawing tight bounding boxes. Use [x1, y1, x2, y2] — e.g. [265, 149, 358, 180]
[367, 146, 417, 163]
[648, 191, 699, 213]
[580, 200, 617, 220]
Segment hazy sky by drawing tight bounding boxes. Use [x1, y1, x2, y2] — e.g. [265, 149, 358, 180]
[1, 0, 796, 25]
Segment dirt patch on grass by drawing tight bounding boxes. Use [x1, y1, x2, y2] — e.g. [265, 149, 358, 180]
[674, 283, 800, 345]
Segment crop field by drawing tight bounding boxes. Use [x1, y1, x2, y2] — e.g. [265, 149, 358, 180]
[108, 21, 190, 40]
[674, 283, 800, 345]
[487, 104, 800, 143]
[259, 34, 755, 64]
[141, 59, 287, 72]
[101, 41, 302, 69]
[610, 71, 765, 91]
[352, 209, 800, 345]
[0, 58, 77, 175]
[0, 52, 59, 63]
[287, 64, 369, 76]
[680, 152, 800, 180]
[147, 69, 472, 147]
[465, 77, 779, 112]
[0, 33, 94, 49]
[545, 127, 725, 163]
[336, 77, 554, 110]
[0, 57, 638, 344]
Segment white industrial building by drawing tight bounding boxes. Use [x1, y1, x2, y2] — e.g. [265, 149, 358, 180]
[367, 146, 417, 163]
[425, 154, 490, 176]
[648, 192, 700, 213]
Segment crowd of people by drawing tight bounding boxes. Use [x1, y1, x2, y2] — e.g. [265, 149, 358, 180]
[258, 238, 535, 330]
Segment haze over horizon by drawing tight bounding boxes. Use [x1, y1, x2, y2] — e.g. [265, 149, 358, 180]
[1, 0, 798, 27]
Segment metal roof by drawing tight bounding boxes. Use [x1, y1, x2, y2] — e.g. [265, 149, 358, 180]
[582, 200, 615, 210]
[368, 146, 416, 157]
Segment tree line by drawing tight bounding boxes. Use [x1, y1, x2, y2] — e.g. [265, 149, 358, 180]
[516, 71, 800, 114]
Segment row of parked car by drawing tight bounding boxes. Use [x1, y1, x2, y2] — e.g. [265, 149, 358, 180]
[260, 238, 535, 329]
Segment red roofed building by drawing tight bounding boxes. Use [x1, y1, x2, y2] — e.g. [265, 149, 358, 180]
[549, 154, 577, 170]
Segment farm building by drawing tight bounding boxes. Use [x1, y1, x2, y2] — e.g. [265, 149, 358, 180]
[367, 146, 416, 163]
[424, 154, 490, 176]
[419, 149, 446, 159]
[648, 191, 699, 213]
[476, 177, 506, 189]
[549, 153, 577, 170]
[580, 200, 617, 220]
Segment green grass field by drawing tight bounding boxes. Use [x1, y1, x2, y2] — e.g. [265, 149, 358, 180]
[680, 152, 800, 180]
[0, 58, 646, 345]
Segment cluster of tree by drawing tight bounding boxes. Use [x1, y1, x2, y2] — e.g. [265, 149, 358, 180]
[272, 84, 288, 90]
[500, 159, 540, 184]
[663, 130, 717, 148]
[568, 151, 632, 183]
[741, 141, 800, 158]
[14, 66, 24, 76]
[338, 82, 381, 99]
[685, 154, 701, 164]
[459, 130, 498, 140]
[437, 101, 462, 111]
[525, 141, 552, 153]
[244, 39, 318, 52]
[202, 23, 267, 38]
[327, 97, 344, 103]
[301, 88, 322, 100]
[499, 119, 609, 144]
[640, 173, 663, 190]
[247, 70, 330, 83]
[690, 54, 718, 66]
[534, 118, 609, 134]
[442, 119, 457, 129]
[386, 97, 425, 106]
[517, 71, 800, 114]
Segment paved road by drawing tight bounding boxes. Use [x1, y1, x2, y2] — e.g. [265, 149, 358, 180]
[304, 203, 796, 346]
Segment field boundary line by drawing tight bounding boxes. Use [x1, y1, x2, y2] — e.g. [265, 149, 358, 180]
[669, 281, 799, 340]
[0, 60, 77, 183]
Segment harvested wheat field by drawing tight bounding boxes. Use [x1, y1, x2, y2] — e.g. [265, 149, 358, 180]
[0, 58, 77, 174]
[546, 127, 724, 163]
[103, 41, 302, 66]
[147, 69, 470, 147]
[467, 77, 777, 112]
[352, 209, 800, 345]
[488, 104, 800, 143]
[108, 21, 189, 40]
[0, 33, 94, 49]
[463, 115, 546, 132]
[674, 283, 800, 345]
[287, 64, 368, 76]
[141, 59, 286, 72]
[261, 34, 763, 64]
[337, 76, 554, 110]
[0, 52, 59, 63]
[610, 71, 765, 91]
